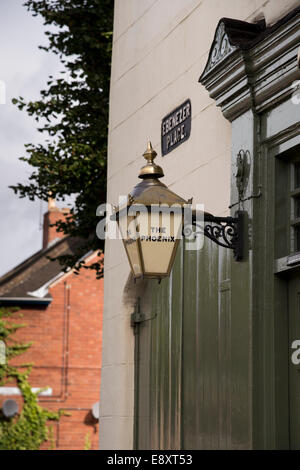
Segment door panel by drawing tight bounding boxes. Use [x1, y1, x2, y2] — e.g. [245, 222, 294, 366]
[136, 241, 184, 450]
[135, 238, 233, 449]
[288, 272, 300, 449]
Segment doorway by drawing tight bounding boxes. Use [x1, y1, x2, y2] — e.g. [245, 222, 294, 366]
[288, 270, 300, 449]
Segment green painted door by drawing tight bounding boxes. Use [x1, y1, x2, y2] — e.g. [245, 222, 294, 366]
[134, 241, 184, 450]
[288, 271, 300, 449]
[133, 235, 250, 449]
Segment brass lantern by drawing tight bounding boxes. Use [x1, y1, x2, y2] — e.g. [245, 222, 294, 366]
[113, 142, 244, 280]
[115, 142, 188, 280]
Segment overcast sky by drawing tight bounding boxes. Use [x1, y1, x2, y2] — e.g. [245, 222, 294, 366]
[0, 0, 68, 276]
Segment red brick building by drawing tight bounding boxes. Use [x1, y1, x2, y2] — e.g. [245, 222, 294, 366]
[0, 203, 103, 450]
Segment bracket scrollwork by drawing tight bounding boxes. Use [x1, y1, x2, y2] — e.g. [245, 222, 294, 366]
[191, 211, 244, 261]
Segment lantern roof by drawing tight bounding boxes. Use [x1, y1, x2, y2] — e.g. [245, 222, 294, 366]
[115, 142, 189, 215]
[129, 178, 188, 207]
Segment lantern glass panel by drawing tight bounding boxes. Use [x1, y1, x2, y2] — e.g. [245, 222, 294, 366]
[138, 206, 182, 277]
[118, 212, 143, 277]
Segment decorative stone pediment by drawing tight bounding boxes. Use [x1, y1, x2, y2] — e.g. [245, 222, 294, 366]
[201, 22, 237, 78]
[199, 10, 300, 121]
[200, 18, 265, 81]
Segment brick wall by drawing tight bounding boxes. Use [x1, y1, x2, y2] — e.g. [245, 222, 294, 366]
[1, 256, 103, 450]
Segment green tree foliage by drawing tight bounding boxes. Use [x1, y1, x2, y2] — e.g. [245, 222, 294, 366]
[0, 307, 63, 450]
[11, 0, 114, 277]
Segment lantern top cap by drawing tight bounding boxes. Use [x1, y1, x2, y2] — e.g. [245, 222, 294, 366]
[139, 141, 164, 179]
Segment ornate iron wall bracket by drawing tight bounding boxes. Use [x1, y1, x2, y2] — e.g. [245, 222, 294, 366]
[192, 210, 244, 260]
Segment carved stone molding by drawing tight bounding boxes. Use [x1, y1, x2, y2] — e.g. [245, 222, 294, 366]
[199, 7, 300, 121]
[203, 22, 237, 76]
[200, 17, 265, 81]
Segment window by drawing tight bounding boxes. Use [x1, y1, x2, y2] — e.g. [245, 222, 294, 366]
[291, 159, 300, 253]
[275, 145, 300, 259]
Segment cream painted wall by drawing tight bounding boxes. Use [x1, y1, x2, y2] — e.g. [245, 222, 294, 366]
[99, 0, 299, 449]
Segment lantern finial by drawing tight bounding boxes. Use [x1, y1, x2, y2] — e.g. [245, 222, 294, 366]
[139, 141, 164, 179]
[143, 141, 156, 162]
